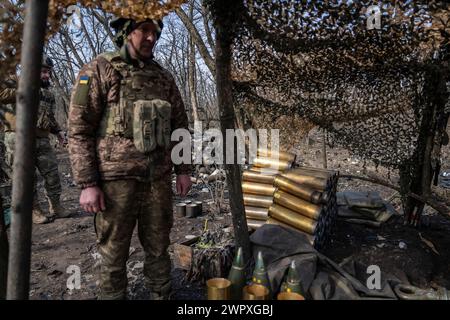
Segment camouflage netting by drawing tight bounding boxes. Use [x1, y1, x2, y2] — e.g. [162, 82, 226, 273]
[0, 0, 188, 76]
[226, 1, 450, 208]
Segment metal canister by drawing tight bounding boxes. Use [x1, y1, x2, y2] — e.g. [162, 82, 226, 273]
[243, 194, 273, 208]
[252, 156, 292, 171]
[246, 219, 266, 229]
[207, 278, 231, 300]
[245, 206, 269, 220]
[186, 204, 198, 218]
[242, 181, 276, 197]
[194, 201, 203, 216]
[184, 199, 192, 205]
[273, 190, 322, 220]
[273, 176, 322, 204]
[242, 170, 276, 185]
[266, 217, 316, 246]
[175, 203, 186, 218]
[268, 204, 318, 235]
[282, 171, 328, 191]
[257, 148, 296, 163]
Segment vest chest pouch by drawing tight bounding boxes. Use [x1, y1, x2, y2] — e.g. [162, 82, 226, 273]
[133, 100, 157, 154]
[154, 100, 172, 149]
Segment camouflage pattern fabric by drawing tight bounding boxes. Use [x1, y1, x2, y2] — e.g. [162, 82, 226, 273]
[68, 46, 191, 188]
[95, 177, 173, 300]
[3, 132, 62, 205]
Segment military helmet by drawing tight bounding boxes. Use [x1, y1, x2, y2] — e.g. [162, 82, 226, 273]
[42, 55, 54, 69]
[110, 17, 164, 47]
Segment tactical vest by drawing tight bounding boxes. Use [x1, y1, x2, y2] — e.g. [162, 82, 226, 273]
[97, 52, 172, 154]
[36, 88, 54, 132]
[2, 88, 54, 134]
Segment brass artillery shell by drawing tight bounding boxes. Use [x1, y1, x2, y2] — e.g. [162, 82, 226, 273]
[257, 148, 296, 163]
[207, 278, 231, 300]
[277, 292, 305, 300]
[243, 284, 270, 300]
[268, 204, 318, 235]
[252, 156, 292, 171]
[266, 218, 316, 245]
[273, 176, 323, 204]
[248, 167, 281, 176]
[243, 194, 273, 208]
[245, 206, 269, 220]
[242, 181, 276, 196]
[246, 219, 266, 229]
[281, 171, 328, 191]
[243, 170, 276, 185]
[273, 190, 321, 220]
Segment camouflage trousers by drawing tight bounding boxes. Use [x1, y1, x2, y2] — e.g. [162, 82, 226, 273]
[3, 132, 62, 205]
[95, 177, 173, 300]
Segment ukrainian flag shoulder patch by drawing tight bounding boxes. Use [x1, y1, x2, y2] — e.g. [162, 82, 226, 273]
[79, 75, 89, 85]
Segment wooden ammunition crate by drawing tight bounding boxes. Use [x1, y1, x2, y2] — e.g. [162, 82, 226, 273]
[173, 236, 200, 270]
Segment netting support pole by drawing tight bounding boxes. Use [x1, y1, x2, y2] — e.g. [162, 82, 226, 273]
[7, 0, 49, 300]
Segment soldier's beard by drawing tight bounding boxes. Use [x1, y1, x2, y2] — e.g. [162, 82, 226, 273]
[41, 80, 50, 88]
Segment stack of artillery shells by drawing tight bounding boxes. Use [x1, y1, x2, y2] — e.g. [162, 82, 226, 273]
[267, 166, 339, 250]
[242, 149, 295, 229]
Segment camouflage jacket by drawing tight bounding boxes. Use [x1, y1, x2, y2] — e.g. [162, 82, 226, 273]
[68, 47, 192, 188]
[0, 75, 61, 136]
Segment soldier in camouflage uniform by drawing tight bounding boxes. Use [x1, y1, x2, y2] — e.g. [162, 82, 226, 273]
[0, 57, 69, 224]
[68, 17, 192, 300]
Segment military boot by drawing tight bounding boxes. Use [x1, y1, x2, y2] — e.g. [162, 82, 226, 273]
[149, 281, 172, 300]
[32, 204, 51, 224]
[48, 197, 70, 219]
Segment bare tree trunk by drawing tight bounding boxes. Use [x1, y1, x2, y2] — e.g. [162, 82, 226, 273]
[79, 10, 98, 57]
[188, 2, 200, 122]
[0, 197, 7, 300]
[176, 6, 216, 76]
[7, 0, 49, 300]
[213, 0, 251, 262]
[201, 0, 216, 52]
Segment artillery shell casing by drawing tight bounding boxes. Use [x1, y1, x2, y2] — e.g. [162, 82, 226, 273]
[257, 148, 296, 163]
[246, 219, 266, 229]
[268, 204, 318, 235]
[207, 278, 231, 300]
[249, 167, 282, 176]
[273, 176, 323, 204]
[266, 217, 316, 245]
[252, 156, 292, 171]
[281, 171, 328, 191]
[242, 181, 276, 196]
[245, 206, 269, 220]
[243, 170, 276, 184]
[273, 190, 321, 220]
[243, 194, 273, 208]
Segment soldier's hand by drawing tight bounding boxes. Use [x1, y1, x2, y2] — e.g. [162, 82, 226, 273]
[176, 174, 192, 197]
[80, 186, 106, 214]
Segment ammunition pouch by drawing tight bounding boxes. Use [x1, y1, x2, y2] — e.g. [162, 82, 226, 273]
[133, 100, 157, 154]
[98, 99, 171, 154]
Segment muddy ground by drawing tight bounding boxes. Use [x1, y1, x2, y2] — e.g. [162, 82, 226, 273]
[8, 128, 450, 300]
